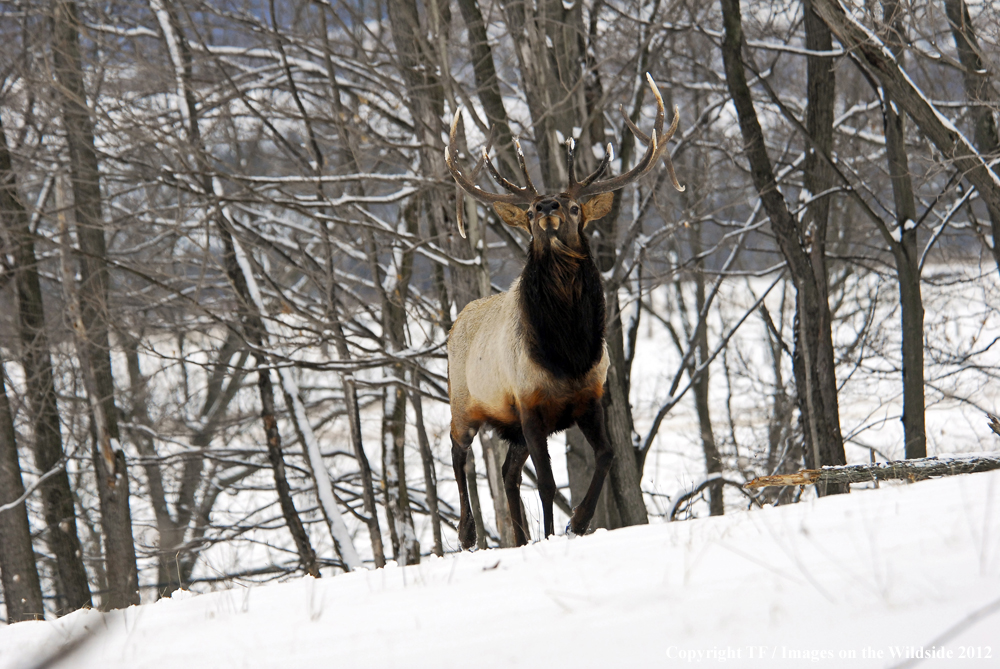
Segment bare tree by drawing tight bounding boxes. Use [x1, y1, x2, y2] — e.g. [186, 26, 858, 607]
[0, 366, 44, 622]
[0, 103, 92, 613]
[720, 0, 847, 494]
[52, 0, 140, 608]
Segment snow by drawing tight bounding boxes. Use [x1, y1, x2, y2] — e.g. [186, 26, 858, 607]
[3, 470, 999, 667]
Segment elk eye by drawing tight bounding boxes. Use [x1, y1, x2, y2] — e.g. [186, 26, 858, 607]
[570, 205, 580, 215]
[527, 211, 534, 219]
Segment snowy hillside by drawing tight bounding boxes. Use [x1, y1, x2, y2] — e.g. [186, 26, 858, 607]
[3, 469, 998, 669]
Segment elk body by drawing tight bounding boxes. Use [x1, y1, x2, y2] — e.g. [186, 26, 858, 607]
[445, 75, 683, 548]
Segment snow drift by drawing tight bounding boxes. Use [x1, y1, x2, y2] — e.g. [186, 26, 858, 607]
[2, 468, 998, 668]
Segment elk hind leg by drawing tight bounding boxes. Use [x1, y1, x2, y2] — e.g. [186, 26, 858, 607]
[522, 409, 556, 538]
[450, 421, 479, 550]
[500, 433, 530, 546]
[568, 398, 614, 536]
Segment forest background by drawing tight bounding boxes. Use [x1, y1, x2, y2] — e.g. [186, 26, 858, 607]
[0, 0, 998, 620]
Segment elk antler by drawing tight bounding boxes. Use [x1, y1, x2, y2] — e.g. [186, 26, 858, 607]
[445, 108, 538, 238]
[565, 73, 685, 199]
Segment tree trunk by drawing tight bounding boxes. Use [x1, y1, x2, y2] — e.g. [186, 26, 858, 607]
[329, 305, 385, 567]
[602, 309, 650, 524]
[720, 0, 847, 495]
[221, 225, 320, 577]
[692, 269, 723, 516]
[0, 113, 92, 614]
[312, 4, 387, 570]
[879, 1, 926, 459]
[590, 49, 655, 525]
[480, 431, 516, 546]
[745, 453, 1000, 489]
[52, 0, 139, 608]
[410, 377, 443, 557]
[372, 212, 420, 564]
[123, 338, 179, 598]
[944, 0, 1000, 276]
[761, 297, 799, 505]
[0, 366, 45, 622]
[454, 0, 517, 176]
[802, 0, 849, 485]
[257, 360, 320, 577]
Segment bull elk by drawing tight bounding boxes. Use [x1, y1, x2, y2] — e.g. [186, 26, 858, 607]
[444, 74, 683, 549]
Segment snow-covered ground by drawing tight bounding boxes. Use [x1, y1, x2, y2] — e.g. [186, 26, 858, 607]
[3, 468, 998, 668]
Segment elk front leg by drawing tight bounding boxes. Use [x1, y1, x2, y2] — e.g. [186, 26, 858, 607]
[450, 423, 479, 550]
[501, 437, 530, 546]
[522, 409, 556, 538]
[569, 398, 614, 535]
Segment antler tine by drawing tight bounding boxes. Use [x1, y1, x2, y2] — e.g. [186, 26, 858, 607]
[574, 143, 613, 192]
[454, 127, 496, 240]
[444, 107, 536, 209]
[565, 137, 578, 189]
[469, 126, 496, 180]
[483, 146, 529, 196]
[514, 139, 538, 197]
[621, 103, 685, 193]
[575, 74, 684, 197]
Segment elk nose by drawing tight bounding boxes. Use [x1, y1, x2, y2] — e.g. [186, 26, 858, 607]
[536, 199, 560, 216]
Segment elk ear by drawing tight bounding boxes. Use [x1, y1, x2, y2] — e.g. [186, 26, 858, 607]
[493, 202, 529, 231]
[581, 192, 614, 227]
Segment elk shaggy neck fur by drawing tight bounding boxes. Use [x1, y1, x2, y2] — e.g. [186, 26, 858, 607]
[519, 235, 606, 380]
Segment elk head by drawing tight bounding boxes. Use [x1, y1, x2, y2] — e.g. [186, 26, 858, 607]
[444, 73, 684, 244]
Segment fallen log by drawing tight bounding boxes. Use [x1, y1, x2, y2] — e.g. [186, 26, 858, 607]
[744, 453, 1000, 489]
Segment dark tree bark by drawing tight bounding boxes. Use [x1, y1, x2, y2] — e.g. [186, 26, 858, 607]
[498, 0, 586, 189]
[123, 338, 175, 595]
[720, 0, 847, 493]
[761, 298, 799, 506]
[410, 377, 443, 557]
[0, 367, 45, 622]
[258, 362, 320, 577]
[52, 0, 139, 608]
[0, 112, 92, 614]
[944, 0, 1000, 276]
[328, 304, 385, 568]
[363, 203, 419, 563]
[691, 258, 723, 516]
[801, 0, 848, 474]
[878, 1, 926, 459]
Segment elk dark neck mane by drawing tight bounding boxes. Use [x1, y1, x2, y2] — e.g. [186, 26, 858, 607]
[518, 237, 606, 379]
